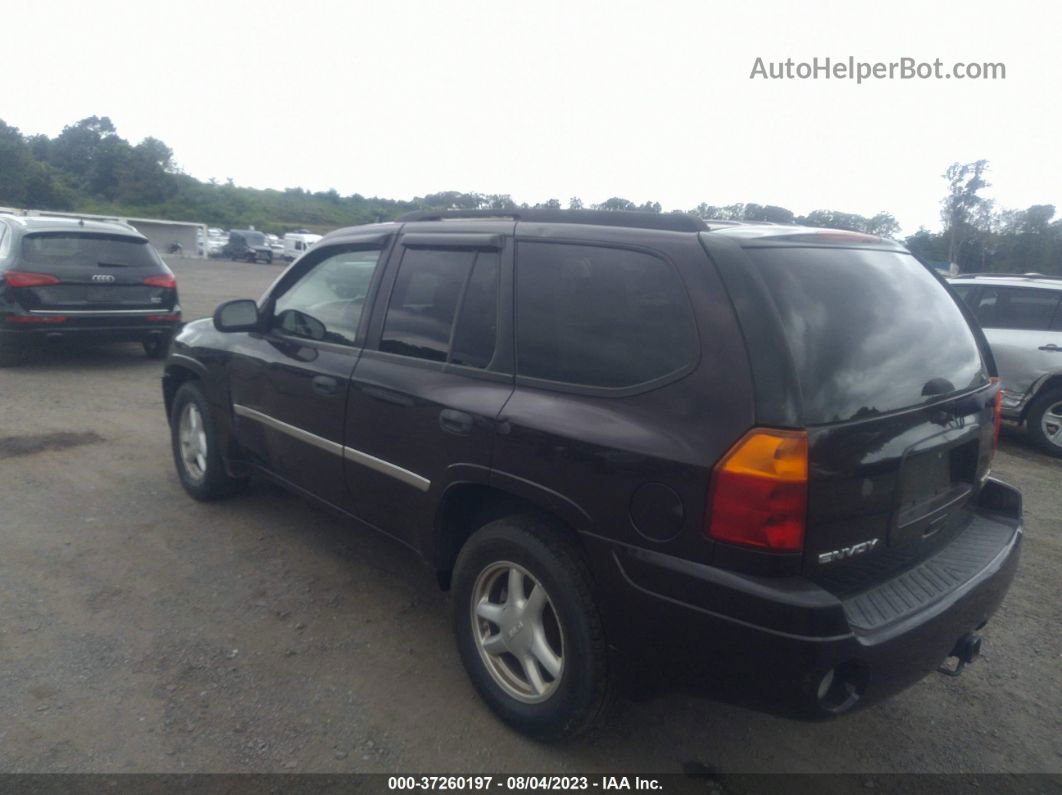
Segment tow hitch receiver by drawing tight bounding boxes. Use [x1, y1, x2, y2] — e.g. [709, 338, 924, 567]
[938, 632, 983, 677]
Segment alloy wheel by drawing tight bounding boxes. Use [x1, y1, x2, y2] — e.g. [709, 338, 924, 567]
[470, 561, 564, 703]
[178, 402, 208, 481]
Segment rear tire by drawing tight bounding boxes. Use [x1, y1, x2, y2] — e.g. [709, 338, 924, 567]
[451, 515, 614, 741]
[1026, 389, 1062, 458]
[170, 382, 247, 500]
[143, 336, 169, 359]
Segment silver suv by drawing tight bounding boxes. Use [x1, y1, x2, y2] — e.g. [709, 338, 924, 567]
[950, 274, 1062, 457]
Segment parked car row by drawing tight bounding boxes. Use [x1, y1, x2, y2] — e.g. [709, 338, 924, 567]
[206, 228, 322, 264]
[160, 209, 1023, 741]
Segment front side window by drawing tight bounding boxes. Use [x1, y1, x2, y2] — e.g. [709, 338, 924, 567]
[973, 286, 1060, 331]
[271, 248, 380, 346]
[515, 242, 697, 388]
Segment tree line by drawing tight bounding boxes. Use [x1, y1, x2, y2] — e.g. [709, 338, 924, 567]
[0, 117, 1058, 274]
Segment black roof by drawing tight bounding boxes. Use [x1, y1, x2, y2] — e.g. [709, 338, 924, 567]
[397, 209, 707, 233]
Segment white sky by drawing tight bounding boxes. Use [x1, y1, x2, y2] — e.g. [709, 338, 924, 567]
[6, 0, 1061, 234]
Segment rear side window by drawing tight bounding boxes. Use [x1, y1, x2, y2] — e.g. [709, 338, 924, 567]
[380, 247, 500, 368]
[515, 242, 697, 388]
[20, 233, 163, 270]
[748, 247, 988, 424]
[972, 286, 1061, 331]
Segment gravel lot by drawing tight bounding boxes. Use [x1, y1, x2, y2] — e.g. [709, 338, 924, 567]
[0, 256, 1059, 777]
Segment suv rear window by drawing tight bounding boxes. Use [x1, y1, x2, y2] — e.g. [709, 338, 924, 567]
[515, 241, 697, 388]
[748, 247, 988, 424]
[20, 233, 163, 270]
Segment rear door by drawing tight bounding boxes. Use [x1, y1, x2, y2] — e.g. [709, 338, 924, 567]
[11, 231, 176, 313]
[967, 284, 1062, 400]
[343, 231, 513, 548]
[742, 245, 996, 593]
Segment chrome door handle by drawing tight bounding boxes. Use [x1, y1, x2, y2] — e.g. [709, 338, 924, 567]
[1038, 344, 1062, 352]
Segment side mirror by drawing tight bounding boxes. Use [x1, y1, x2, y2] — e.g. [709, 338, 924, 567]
[213, 299, 260, 332]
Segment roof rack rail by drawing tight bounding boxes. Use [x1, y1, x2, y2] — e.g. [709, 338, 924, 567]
[396, 208, 708, 233]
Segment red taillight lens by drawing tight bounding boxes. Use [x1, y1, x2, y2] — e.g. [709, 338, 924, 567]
[6, 314, 66, 324]
[3, 270, 61, 287]
[145, 313, 181, 323]
[707, 429, 808, 552]
[144, 274, 177, 288]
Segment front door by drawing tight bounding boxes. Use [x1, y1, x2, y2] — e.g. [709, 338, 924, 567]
[228, 243, 386, 511]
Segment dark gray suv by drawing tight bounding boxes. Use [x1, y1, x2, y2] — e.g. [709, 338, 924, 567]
[0, 214, 181, 365]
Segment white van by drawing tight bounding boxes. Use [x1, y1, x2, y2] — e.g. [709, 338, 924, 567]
[282, 233, 322, 261]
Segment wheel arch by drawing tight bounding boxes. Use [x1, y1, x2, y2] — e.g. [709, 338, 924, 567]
[1021, 372, 1062, 422]
[432, 481, 590, 590]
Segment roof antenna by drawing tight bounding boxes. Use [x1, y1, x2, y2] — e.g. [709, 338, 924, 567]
[78, 217, 85, 226]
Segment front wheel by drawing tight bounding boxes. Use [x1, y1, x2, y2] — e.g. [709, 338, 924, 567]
[170, 382, 247, 500]
[451, 516, 613, 741]
[1027, 389, 1062, 458]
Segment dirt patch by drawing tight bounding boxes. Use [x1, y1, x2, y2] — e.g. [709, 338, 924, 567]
[0, 431, 103, 458]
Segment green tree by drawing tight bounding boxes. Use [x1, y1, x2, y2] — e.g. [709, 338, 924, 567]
[941, 160, 990, 269]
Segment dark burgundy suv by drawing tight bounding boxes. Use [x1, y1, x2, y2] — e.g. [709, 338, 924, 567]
[161, 210, 1022, 740]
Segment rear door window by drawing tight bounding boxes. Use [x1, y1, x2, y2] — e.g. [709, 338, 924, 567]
[972, 286, 1061, 331]
[20, 233, 164, 270]
[514, 242, 697, 388]
[747, 247, 988, 424]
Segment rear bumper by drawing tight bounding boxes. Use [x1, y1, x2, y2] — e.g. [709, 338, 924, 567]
[594, 477, 1023, 716]
[0, 318, 180, 343]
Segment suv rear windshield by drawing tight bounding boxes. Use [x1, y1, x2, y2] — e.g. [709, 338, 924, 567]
[747, 247, 988, 425]
[20, 232, 163, 270]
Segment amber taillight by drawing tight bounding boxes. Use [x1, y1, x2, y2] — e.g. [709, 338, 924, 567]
[706, 429, 809, 552]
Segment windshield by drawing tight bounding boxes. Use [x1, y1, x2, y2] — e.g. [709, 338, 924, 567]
[747, 246, 989, 424]
[237, 231, 266, 245]
[20, 232, 163, 270]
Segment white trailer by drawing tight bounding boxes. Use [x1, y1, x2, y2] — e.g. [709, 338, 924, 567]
[282, 233, 322, 261]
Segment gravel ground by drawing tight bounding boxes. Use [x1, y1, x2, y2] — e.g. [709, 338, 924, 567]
[0, 256, 1059, 777]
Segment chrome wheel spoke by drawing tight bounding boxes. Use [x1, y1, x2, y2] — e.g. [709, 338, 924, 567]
[507, 567, 525, 605]
[524, 584, 547, 620]
[518, 653, 548, 696]
[475, 600, 505, 626]
[530, 634, 562, 678]
[481, 632, 507, 656]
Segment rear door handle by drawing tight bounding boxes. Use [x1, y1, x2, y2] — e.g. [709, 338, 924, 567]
[1038, 344, 1062, 352]
[312, 375, 339, 396]
[439, 408, 474, 435]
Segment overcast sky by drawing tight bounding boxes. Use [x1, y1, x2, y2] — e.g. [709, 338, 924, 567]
[7, 0, 1060, 234]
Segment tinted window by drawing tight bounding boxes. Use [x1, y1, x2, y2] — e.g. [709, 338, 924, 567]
[748, 247, 988, 424]
[20, 233, 163, 270]
[451, 252, 500, 369]
[949, 283, 975, 303]
[972, 286, 1060, 331]
[380, 248, 475, 362]
[271, 248, 380, 346]
[515, 242, 697, 388]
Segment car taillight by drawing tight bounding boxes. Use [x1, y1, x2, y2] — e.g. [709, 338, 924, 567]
[144, 274, 177, 288]
[3, 270, 61, 287]
[706, 429, 808, 552]
[145, 313, 181, 322]
[6, 314, 66, 324]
